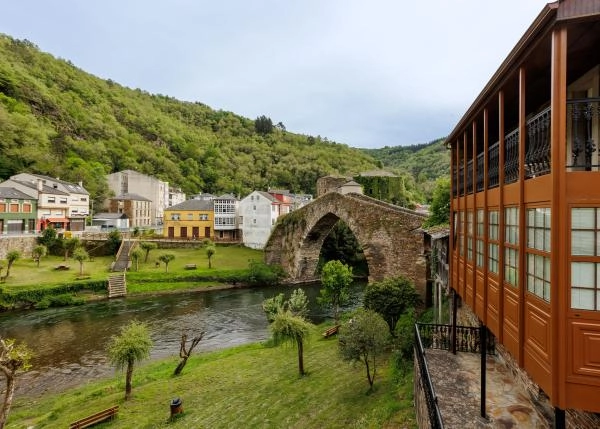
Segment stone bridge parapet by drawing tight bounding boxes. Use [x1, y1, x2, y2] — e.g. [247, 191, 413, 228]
[264, 192, 428, 295]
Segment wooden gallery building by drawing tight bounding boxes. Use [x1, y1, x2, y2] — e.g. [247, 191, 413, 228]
[447, 0, 600, 424]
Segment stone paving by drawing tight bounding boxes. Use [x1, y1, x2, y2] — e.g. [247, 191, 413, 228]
[425, 349, 552, 428]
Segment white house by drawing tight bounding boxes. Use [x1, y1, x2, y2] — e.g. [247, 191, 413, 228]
[239, 191, 284, 249]
[213, 193, 239, 241]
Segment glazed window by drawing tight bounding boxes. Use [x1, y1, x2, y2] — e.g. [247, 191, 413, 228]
[467, 211, 474, 262]
[526, 208, 551, 302]
[488, 210, 499, 275]
[504, 207, 519, 287]
[476, 209, 485, 268]
[571, 208, 600, 310]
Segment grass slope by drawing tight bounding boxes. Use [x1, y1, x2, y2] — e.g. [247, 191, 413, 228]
[9, 328, 416, 428]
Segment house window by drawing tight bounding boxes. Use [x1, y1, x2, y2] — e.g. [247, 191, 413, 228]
[0, 203, 5, 212]
[22, 203, 31, 213]
[526, 208, 551, 302]
[476, 209, 485, 268]
[504, 207, 519, 287]
[571, 208, 600, 310]
[10, 203, 19, 213]
[48, 197, 55, 203]
[59, 198, 68, 204]
[187, 213, 193, 220]
[458, 211, 464, 257]
[171, 213, 181, 220]
[467, 211, 473, 262]
[488, 210, 499, 275]
[200, 214, 208, 221]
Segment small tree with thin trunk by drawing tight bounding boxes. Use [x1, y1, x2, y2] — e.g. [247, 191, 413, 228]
[174, 331, 205, 376]
[32, 245, 47, 268]
[63, 237, 80, 261]
[5, 251, 20, 278]
[0, 337, 32, 429]
[72, 247, 89, 276]
[318, 260, 353, 323]
[206, 245, 216, 269]
[270, 310, 313, 376]
[158, 253, 175, 273]
[338, 309, 389, 390]
[107, 321, 153, 400]
[140, 241, 157, 263]
[130, 248, 144, 272]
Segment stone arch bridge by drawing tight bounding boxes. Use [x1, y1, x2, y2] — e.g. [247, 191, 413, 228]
[264, 192, 428, 294]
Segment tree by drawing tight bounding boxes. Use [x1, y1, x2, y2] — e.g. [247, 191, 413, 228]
[5, 251, 20, 278]
[0, 338, 32, 429]
[63, 237, 80, 261]
[174, 330, 205, 376]
[206, 244, 216, 269]
[363, 276, 421, 334]
[270, 310, 312, 376]
[423, 177, 450, 227]
[338, 309, 389, 389]
[107, 230, 122, 255]
[32, 245, 47, 268]
[37, 226, 57, 249]
[318, 260, 353, 323]
[130, 248, 144, 271]
[254, 115, 273, 135]
[72, 247, 89, 276]
[107, 321, 153, 400]
[140, 241, 157, 263]
[262, 288, 308, 323]
[158, 253, 175, 273]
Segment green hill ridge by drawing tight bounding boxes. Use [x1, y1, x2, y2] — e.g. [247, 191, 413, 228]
[0, 34, 448, 206]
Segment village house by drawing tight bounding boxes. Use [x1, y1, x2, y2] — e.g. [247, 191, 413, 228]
[163, 199, 213, 239]
[0, 187, 37, 235]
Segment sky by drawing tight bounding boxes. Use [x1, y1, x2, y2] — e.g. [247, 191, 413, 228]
[2, 1, 550, 149]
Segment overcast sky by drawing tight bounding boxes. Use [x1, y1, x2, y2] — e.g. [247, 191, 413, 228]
[2, 1, 549, 149]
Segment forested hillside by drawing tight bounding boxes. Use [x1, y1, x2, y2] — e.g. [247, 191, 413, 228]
[362, 139, 450, 200]
[0, 35, 381, 206]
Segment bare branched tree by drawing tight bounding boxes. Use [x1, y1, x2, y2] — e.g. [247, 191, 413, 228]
[174, 331, 205, 376]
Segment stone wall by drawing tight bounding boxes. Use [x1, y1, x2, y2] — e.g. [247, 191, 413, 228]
[0, 236, 37, 260]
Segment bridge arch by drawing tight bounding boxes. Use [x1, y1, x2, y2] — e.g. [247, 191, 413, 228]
[264, 192, 428, 294]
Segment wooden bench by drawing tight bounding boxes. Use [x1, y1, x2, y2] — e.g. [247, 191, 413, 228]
[322, 325, 340, 338]
[69, 405, 119, 429]
[185, 264, 197, 270]
[54, 264, 70, 271]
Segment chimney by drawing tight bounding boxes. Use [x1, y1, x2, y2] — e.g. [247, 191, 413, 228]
[37, 179, 43, 191]
[78, 181, 83, 187]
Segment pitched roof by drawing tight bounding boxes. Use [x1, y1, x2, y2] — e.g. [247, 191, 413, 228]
[256, 191, 279, 203]
[0, 187, 36, 200]
[11, 179, 70, 195]
[166, 199, 213, 211]
[215, 193, 238, 200]
[18, 173, 89, 194]
[93, 212, 129, 220]
[112, 193, 151, 202]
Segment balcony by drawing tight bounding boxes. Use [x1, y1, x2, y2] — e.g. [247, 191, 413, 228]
[453, 98, 600, 198]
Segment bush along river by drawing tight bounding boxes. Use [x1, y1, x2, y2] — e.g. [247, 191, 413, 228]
[0, 282, 364, 398]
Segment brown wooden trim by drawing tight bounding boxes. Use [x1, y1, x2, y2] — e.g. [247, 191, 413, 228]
[498, 90, 505, 344]
[518, 66, 527, 368]
[550, 24, 568, 409]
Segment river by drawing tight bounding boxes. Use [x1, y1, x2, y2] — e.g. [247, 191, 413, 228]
[0, 283, 363, 398]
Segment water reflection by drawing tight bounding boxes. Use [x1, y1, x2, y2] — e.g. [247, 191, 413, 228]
[0, 282, 363, 397]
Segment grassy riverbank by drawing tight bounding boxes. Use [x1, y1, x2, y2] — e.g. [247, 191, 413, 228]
[8, 325, 416, 429]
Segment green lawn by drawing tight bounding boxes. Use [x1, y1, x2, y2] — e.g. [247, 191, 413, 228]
[1, 245, 263, 293]
[7, 326, 416, 429]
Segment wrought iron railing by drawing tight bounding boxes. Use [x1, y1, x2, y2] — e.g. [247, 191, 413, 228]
[525, 106, 551, 177]
[466, 159, 474, 194]
[476, 152, 485, 192]
[452, 165, 458, 197]
[567, 98, 599, 170]
[504, 129, 520, 184]
[488, 142, 499, 189]
[414, 324, 445, 429]
[458, 164, 464, 196]
[416, 323, 496, 355]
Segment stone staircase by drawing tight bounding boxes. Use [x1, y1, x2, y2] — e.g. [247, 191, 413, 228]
[112, 239, 134, 272]
[108, 273, 127, 298]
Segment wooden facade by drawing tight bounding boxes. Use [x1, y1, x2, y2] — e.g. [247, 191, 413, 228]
[447, 0, 600, 414]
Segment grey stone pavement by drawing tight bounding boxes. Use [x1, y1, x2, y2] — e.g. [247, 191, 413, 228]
[425, 349, 551, 428]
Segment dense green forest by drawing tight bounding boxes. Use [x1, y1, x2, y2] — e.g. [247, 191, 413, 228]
[0, 34, 449, 207]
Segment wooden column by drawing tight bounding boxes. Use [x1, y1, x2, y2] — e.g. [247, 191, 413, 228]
[498, 90, 505, 344]
[518, 66, 527, 367]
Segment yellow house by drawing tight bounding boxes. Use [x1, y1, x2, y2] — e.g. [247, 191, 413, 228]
[163, 199, 213, 239]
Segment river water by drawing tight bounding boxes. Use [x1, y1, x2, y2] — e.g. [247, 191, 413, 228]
[0, 283, 363, 398]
